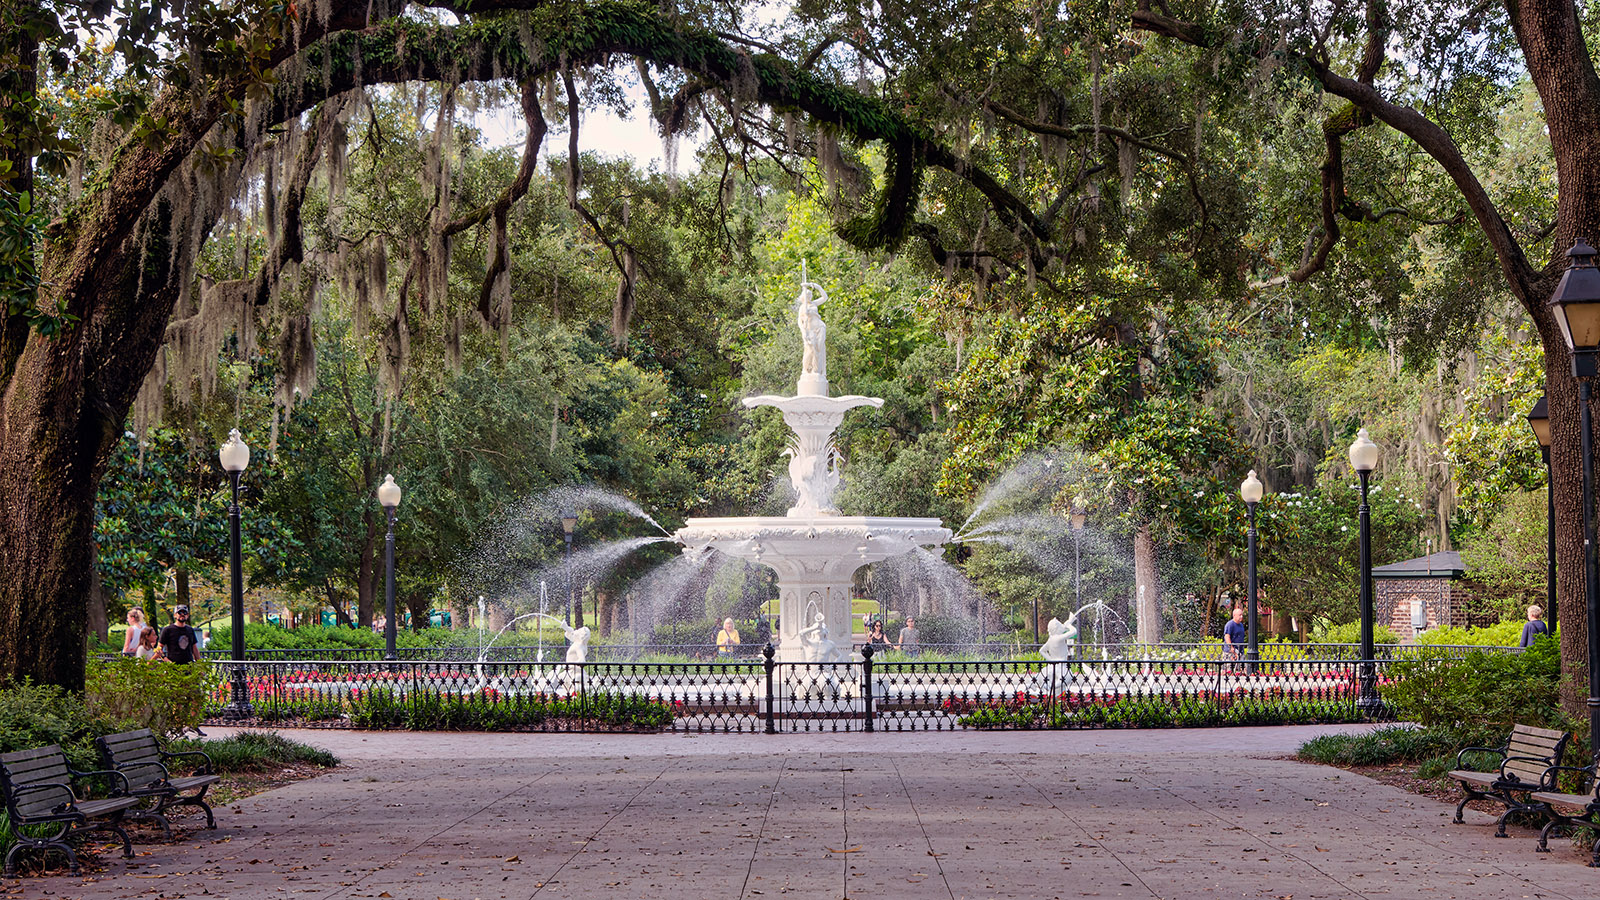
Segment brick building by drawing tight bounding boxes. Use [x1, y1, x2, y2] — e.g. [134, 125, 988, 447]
[1372, 550, 1467, 641]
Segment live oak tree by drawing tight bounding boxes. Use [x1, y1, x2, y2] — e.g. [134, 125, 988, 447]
[6, 0, 1600, 720]
[0, 0, 1082, 688]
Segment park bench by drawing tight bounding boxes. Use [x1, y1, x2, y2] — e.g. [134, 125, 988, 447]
[96, 728, 221, 835]
[0, 745, 138, 877]
[1449, 723, 1571, 837]
[1532, 758, 1600, 866]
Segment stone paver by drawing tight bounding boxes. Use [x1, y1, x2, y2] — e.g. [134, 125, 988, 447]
[50, 725, 1600, 900]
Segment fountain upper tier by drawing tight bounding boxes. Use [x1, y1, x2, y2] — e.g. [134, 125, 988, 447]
[674, 517, 951, 574]
[672, 271, 951, 661]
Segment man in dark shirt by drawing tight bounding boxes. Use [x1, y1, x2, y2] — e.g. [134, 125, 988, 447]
[159, 606, 200, 664]
[1223, 607, 1248, 659]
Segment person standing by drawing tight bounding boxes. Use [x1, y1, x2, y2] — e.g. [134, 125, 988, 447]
[897, 617, 921, 657]
[1520, 605, 1550, 648]
[1223, 607, 1247, 660]
[159, 605, 200, 664]
[136, 628, 163, 661]
[716, 618, 741, 657]
[121, 608, 147, 656]
[867, 619, 891, 652]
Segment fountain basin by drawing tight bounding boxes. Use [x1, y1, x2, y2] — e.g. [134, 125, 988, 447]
[675, 515, 951, 662]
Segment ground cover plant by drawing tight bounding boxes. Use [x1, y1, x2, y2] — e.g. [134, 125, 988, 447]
[950, 686, 1368, 730]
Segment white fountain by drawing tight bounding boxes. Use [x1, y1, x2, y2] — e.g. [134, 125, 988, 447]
[674, 270, 951, 663]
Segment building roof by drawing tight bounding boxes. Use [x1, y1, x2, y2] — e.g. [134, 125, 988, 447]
[1371, 550, 1465, 579]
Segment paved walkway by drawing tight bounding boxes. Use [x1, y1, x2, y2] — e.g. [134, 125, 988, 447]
[55, 725, 1600, 900]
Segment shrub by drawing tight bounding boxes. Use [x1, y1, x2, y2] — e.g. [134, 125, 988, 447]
[0, 681, 112, 772]
[84, 658, 215, 739]
[343, 687, 672, 732]
[1414, 621, 1526, 647]
[1380, 640, 1565, 733]
[1310, 621, 1400, 645]
[209, 623, 470, 652]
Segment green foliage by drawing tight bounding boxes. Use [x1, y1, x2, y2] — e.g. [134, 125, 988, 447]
[345, 687, 672, 732]
[1381, 641, 1565, 733]
[954, 693, 1365, 730]
[1297, 725, 1478, 767]
[1441, 329, 1546, 525]
[1309, 621, 1400, 646]
[0, 681, 109, 771]
[95, 427, 297, 612]
[1453, 491, 1548, 621]
[1259, 482, 1427, 629]
[166, 731, 339, 772]
[209, 623, 466, 652]
[83, 658, 214, 739]
[1414, 621, 1527, 648]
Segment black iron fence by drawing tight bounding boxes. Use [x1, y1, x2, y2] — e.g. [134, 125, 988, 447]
[194, 641, 1512, 664]
[203, 646, 1416, 733]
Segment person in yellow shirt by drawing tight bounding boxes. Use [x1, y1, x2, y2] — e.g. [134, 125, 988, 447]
[716, 618, 741, 657]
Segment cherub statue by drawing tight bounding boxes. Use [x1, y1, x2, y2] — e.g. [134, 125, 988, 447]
[1040, 616, 1079, 662]
[563, 623, 593, 664]
[796, 611, 836, 664]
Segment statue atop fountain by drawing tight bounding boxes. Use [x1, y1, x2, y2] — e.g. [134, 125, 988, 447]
[675, 266, 951, 664]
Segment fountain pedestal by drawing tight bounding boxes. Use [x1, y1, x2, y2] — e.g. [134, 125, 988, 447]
[673, 273, 951, 664]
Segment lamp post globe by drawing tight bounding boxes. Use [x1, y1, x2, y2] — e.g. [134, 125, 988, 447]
[1547, 238, 1600, 760]
[1527, 396, 1555, 632]
[379, 475, 402, 661]
[1347, 428, 1382, 713]
[218, 429, 252, 719]
[561, 512, 578, 625]
[1240, 470, 1264, 665]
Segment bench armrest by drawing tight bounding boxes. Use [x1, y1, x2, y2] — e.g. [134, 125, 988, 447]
[1539, 764, 1596, 791]
[161, 749, 214, 776]
[9, 781, 78, 816]
[68, 766, 131, 796]
[1456, 745, 1506, 770]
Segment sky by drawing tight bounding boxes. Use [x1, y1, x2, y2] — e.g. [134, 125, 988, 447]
[474, 75, 703, 173]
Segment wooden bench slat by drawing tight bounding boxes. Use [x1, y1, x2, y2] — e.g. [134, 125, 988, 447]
[3, 756, 71, 777]
[1533, 790, 1594, 808]
[1515, 724, 1569, 741]
[0, 746, 64, 763]
[75, 797, 139, 817]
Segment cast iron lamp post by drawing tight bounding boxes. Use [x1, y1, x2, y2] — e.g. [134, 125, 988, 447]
[1348, 428, 1382, 713]
[378, 475, 402, 661]
[561, 511, 578, 624]
[1546, 237, 1600, 758]
[1528, 396, 1556, 632]
[218, 429, 252, 719]
[1240, 470, 1265, 666]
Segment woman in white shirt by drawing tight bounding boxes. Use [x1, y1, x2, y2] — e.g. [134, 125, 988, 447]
[122, 608, 147, 655]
